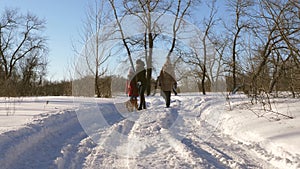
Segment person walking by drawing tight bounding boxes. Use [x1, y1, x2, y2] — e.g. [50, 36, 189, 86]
[135, 59, 147, 110]
[159, 57, 177, 108]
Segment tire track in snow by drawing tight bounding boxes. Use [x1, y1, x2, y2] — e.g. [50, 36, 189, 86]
[84, 95, 279, 168]
[83, 103, 137, 169]
[84, 99, 184, 168]
[156, 99, 230, 168]
[167, 96, 279, 169]
[0, 110, 95, 169]
[86, 97, 231, 168]
[121, 99, 206, 168]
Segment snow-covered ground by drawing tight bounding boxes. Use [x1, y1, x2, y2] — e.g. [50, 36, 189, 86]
[0, 93, 299, 169]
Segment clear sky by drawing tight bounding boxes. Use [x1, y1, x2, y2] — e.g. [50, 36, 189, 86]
[0, 0, 87, 81]
[0, 0, 227, 81]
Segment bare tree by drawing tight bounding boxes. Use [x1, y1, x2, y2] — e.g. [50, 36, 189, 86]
[19, 50, 47, 95]
[123, 0, 166, 95]
[0, 8, 48, 96]
[180, 0, 219, 95]
[225, 0, 253, 91]
[208, 34, 228, 93]
[74, 0, 113, 97]
[108, 0, 197, 96]
[108, 0, 135, 71]
[265, 0, 300, 94]
[198, 0, 219, 94]
[249, 0, 300, 96]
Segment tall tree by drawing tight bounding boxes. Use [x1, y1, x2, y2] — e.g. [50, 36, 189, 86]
[250, 0, 300, 95]
[225, 0, 253, 91]
[182, 0, 219, 94]
[199, 0, 219, 94]
[108, 0, 197, 96]
[108, 0, 135, 71]
[74, 0, 113, 97]
[0, 8, 48, 96]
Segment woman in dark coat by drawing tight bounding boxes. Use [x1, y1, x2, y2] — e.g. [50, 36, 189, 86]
[159, 57, 177, 108]
[135, 59, 147, 110]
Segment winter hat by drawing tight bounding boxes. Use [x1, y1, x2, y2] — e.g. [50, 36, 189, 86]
[162, 56, 175, 77]
[163, 56, 172, 71]
[128, 68, 134, 74]
[136, 59, 145, 67]
[136, 59, 145, 71]
[127, 68, 134, 79]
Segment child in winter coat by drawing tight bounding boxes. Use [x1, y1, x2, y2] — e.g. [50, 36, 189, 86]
[126, 68, 139, 111]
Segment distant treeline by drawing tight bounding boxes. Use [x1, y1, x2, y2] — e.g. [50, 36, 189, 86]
[1, 72, 300, 97]
[0, 80, 72, 97]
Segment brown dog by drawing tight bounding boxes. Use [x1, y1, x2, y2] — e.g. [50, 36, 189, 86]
[125, 99, 138, 112]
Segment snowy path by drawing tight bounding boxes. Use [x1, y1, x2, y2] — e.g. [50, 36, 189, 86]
[82, 96, 276, 169]
[0, 95, 297, 168]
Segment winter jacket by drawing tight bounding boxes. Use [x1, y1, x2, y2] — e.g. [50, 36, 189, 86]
[135, 59, 147, 86]
[136, 69, 147, 86]
[126, 76, 139, 97]
[159, 70, 176, 92]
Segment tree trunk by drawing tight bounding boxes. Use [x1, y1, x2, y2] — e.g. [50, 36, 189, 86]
[146, 32, 153, 96]
[202, 67, 206, 95]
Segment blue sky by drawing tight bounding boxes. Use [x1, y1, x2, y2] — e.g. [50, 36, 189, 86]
[0, 0, 87, 81]
[0, 0, 227, 81]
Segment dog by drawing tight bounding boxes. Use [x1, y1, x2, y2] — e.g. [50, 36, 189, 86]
[125, 99, 138, 112]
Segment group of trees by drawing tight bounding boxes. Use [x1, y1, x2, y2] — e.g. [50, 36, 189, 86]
[0, 8, 48, 96]
[78, 0, 299, 98]
[1, 0, 299, 98]
[224, 0, 300, 97]
[0, 8, 74, 97]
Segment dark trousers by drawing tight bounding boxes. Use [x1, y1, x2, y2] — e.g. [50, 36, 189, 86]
[138, 85, 146, 109]
[163, 91, 171, 107]
[173, 86, 177, 96]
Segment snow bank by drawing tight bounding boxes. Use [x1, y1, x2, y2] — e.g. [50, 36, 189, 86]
[0, 96, 77, 134]
[0, 94, 299, 168]
[203, 94, 300, 169]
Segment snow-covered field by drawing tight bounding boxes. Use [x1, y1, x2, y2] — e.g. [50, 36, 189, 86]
[0, 93, 299, 169]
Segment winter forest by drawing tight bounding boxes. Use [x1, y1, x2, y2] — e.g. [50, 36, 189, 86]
[1, 1, 300, 168]
[0, 0, 299, 98]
